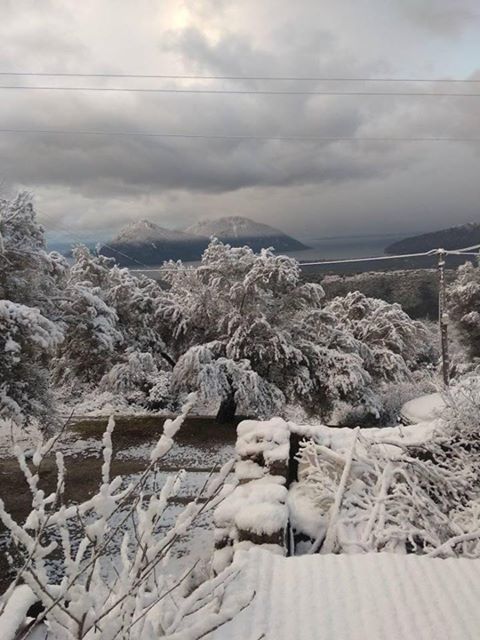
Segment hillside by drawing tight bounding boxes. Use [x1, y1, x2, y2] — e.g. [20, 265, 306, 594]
[99, 219, 209, 266]
[385, 222, 480, 255]
[99, 217, 309, 266]
[186, 216, 309, 253]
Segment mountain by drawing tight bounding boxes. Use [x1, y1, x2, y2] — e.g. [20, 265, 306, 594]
[185, 216, 309, 253]
[99, 220, 209, 266]
[385, 222, 480, 255]
[99, 216, 309, 267]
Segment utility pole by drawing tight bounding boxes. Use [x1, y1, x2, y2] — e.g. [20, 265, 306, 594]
[437, 249, 450, 386]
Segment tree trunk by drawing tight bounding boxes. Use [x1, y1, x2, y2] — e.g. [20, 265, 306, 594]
[215, 392, 237, 423]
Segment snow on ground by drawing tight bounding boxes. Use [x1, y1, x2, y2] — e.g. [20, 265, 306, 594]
[215, 549, 480, 640]
[401, 392, 446, 424]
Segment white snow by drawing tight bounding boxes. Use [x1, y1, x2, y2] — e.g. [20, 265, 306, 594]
[0, 584, 39, 640]
[291, 420, 440, 452]
[185, 215, 282, 239]
[236, 418, 290, 465]
[215, 549, 480, 640]
[287, 483, 326, 540]
[235, 502, 288, 536]
[401, 392, 446, 424]
[113, 219, 203, 244]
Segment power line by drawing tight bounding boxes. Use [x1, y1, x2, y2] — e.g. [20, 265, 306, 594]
[134, 244, 480, 274]
[298, 245, 480, 267]
[0, 128, 478, 144]
[299, 250, 438, 267]
[0, 71, 479, 83]
[1, 85, 480, 97]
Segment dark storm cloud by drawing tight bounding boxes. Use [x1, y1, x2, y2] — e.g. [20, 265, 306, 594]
[0, 0, 479, 238]
[400, 0, 480, 36]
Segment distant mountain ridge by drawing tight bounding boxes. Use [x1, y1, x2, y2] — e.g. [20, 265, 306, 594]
[385, 222, 480, 255]
[99, 216, 308, 267]
[99, 220, 208, 266]
[186, 216, 308, 254]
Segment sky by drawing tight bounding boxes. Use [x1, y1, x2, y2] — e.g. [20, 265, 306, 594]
[1, 0, 480, 244]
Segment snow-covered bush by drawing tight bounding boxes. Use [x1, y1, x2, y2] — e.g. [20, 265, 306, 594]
[0, 192, 68, 312]
[332, 374, 437, 428]
[0, 301, 63, 423]
[172, 342, 285, 420]
[324, 291, 431, 383]
[100, 351, 174, 410]
[54, 247, 174, 398]
[0, 398, 251, 639]
[147, 371, 174, 410]
[53, 281, 123, 386]
[290, 400, 480, 556]
[448, 261, 480, 361]
[160, 241, 381, 420]
[0, 194, 67, 423]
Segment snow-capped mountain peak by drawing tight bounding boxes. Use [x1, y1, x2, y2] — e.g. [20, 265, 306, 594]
[113, 219, 202, 245]
[185, 216, 280, 239]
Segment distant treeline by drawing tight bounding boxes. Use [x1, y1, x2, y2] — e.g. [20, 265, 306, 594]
[308, 269, 456, 319]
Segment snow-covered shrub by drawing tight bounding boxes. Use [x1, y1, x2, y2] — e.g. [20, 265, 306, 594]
[448, 261, 480, 360]
[172, 342, 285, 420]
[100, 351, 158, 395]
[332, 374, 437, 428]
[0, 397, 251, 639]
[161, 241, 376, 420]
[146, 371, 174, 410]
[53, 281, 123, 386]
[289, 396, 480, 556]
[0, 192, 68, 312]
[0, 194, 67, 423]
[54, 247, 174, 397]
[0, 301, 63, 424]
[99, 351, 174, 410]
[325, 291, 431, 383]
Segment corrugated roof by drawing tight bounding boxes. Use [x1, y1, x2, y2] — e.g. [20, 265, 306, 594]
[215, 549, 480, 640]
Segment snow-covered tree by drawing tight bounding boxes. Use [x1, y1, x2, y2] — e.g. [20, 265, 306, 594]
[160, 241, 372, 419]
[0, 193, 67, 423]
[448, 261, 480, 360]
[53, 279, 123, 386]
[53, 247, 173, 391]
[172, 342, 285, 420]
[100, 351, 174, 410]
[0, 301, 63, 423]
[324, 291, 430, 383]
[0, 192, 68, 312]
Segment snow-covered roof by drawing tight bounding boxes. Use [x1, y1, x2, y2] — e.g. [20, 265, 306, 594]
[216, 549, 480, 640]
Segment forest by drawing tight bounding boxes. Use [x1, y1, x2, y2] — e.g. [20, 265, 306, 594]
[2, 192, 457, 431]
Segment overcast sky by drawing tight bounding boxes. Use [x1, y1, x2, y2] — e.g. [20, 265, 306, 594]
[1, 0, 480, 243]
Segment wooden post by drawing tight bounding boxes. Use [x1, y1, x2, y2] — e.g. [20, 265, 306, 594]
[437, 249, 450, 387]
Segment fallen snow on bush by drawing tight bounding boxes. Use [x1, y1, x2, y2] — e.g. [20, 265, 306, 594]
[401, 392, 446, 424]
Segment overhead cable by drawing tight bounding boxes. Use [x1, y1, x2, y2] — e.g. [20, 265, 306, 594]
[0, 85, 480, 97]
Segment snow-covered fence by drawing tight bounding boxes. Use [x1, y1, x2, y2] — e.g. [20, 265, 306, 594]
[213, 419, 291, 572]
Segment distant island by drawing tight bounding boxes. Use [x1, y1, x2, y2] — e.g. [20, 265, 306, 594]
[385, 222, 480, 255]
[99, 216, 309, 266]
